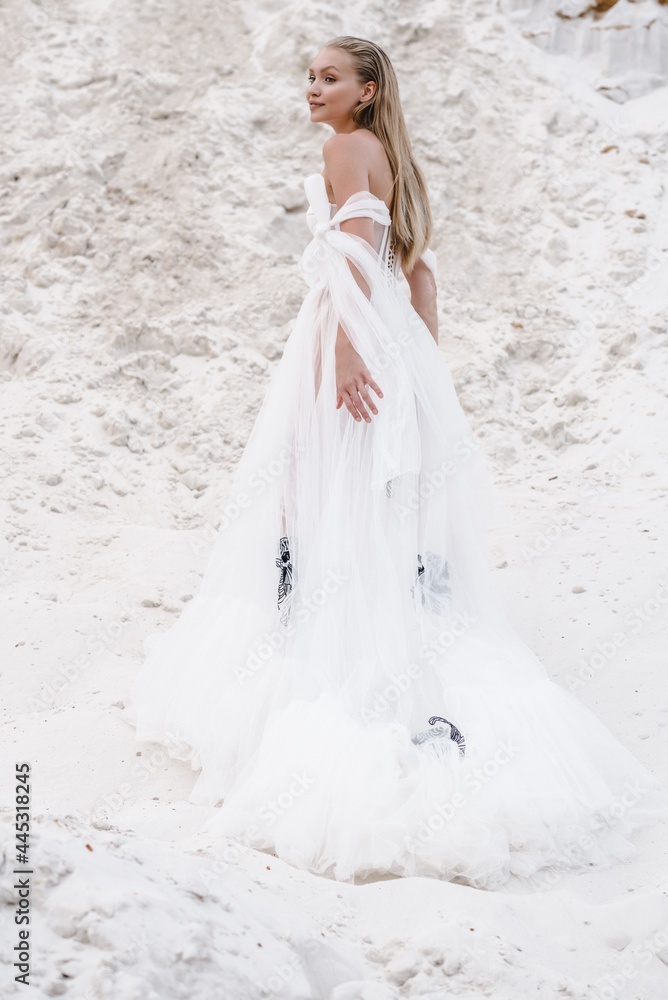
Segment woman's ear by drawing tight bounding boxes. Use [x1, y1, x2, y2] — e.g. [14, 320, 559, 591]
[360, 81, 376, 103]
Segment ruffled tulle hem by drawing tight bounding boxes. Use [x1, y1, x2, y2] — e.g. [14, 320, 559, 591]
[126, 678, 668, 891]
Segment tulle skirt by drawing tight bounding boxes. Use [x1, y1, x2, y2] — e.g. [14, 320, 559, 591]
[125, 197, 668, 889]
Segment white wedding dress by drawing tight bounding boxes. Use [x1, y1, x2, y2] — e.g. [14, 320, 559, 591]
[125, 172, 668, 889]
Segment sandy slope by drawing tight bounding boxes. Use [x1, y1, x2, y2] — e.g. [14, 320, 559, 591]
[1, 0, 667, 997]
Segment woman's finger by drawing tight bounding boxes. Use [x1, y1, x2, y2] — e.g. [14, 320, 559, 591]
[349, 385, 371, 423]
[363, 372, 383, 400]
[342, 389, 362, 422]
[358, 381, 379, 416]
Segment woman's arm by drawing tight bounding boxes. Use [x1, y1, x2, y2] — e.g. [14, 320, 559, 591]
[323, 133, 383, 424]
[403, 257, 438, 344]
[323, 132, 375, 300]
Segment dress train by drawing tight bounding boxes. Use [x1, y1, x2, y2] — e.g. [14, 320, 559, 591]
[125, 172, 668, 889]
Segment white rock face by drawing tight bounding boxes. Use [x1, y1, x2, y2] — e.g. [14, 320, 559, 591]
[502, 0, 668, 101]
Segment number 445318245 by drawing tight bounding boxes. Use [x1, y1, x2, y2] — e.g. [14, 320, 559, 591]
[15, 763, 30, 865]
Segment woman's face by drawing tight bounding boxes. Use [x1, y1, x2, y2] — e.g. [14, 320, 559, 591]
[306, 47, 375, 132]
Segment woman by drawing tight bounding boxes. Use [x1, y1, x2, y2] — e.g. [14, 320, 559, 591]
[126, 36, 668, 889]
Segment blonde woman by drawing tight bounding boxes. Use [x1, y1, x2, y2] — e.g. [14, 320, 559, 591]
[127, 36, 668, 889]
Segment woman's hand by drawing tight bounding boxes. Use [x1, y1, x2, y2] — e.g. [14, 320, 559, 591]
[335, 337, 383, 423]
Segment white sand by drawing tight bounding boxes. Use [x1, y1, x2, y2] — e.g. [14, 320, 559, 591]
[1, 1, 667, 997]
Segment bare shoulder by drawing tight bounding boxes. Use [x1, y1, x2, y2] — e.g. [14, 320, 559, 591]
[322, 129, 378, 164]
[322, 130, 392, 205]
[322, 129, 376, 165]
[322, 132, 372, 204]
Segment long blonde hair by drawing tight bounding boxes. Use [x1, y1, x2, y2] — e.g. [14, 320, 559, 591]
[324, 35, 432, 273]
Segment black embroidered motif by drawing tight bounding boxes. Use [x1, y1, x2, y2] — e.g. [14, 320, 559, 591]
[275, 535, 293, 626]
[412, 715, 466, 757]
[411, 550, 450, 614]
